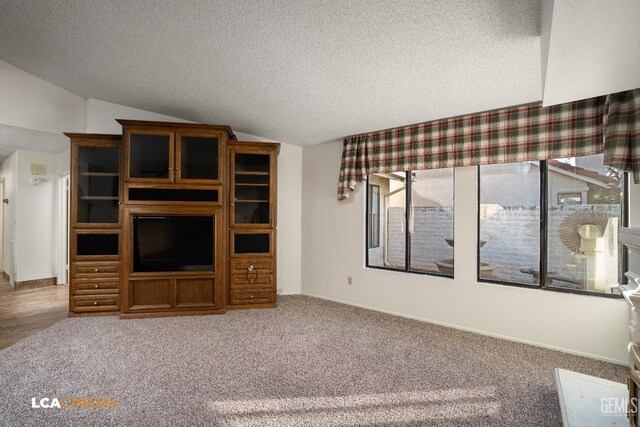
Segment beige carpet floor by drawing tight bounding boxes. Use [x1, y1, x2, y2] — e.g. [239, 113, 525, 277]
[0, 295, 628, 426]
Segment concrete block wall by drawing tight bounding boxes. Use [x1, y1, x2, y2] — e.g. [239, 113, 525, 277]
[376, 204, 621, 285]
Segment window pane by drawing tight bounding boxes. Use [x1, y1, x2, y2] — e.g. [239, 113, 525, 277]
[367, 173, 406, 270]
[546, 154, 623, 294]
[368, 185, 380, 248]
[410, 168, 454, 276]
[479, 162, 540, 285]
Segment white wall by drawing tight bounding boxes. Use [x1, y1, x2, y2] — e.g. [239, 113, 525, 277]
[301, 140, 638, 364]
[541, 0, 640, 106]
[0, 149, 61, 284]
[84, 98, 193, 134]
[57, 149, 70, 175]
[14, 150, 59, 282]
[271, 143, 303, 294]
[0, 60, 85, 134]
[84, 99, 303, 294]
[0, 152, 17, 284]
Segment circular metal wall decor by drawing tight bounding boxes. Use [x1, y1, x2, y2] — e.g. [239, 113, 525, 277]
[559, 210, 610, 253]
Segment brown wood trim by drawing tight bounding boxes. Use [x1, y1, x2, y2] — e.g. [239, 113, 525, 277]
[123, 183, 222, 206]
[228, 140, 281, 154]
[2, 271, 10, 282]
[63, 133, 121, 141]
[68, 311, 119, 318]
[15, 277, 57, 291]
[116, 119, 235, 140]
[226, 302, 277, 310]
[119, 308, 226, 319]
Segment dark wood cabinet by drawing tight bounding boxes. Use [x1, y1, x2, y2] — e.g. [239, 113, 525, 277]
[121, 120, 231, 185]
[71, 136, 122, 227]
[229, 146, 277, 228]
[67, 120, 279, 318]
[66, 133, 123, 316]
[227, 142, 279, 309]
[120, 204, 224, 317]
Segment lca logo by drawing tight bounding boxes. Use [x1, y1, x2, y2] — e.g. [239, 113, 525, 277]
[31, 397, 119, 409]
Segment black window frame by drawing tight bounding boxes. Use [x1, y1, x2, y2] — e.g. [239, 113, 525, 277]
[365, 170, 455, 278]
[368, 184, 381, 248]
[477, 160, 629, 299]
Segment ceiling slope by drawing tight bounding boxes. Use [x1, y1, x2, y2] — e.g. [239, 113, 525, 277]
[0, 0, 541, 145]
[541, 0, 640, 106]
[0, 124, 69, 163]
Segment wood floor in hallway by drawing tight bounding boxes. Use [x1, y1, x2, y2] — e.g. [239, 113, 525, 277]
[0, 280, 68, 350]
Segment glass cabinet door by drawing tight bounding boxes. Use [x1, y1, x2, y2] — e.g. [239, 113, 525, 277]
[76, 145, 120, 225]
[231, 152, 272, 226]
[177, 134, 219, 183]
[128, 132, 172, 181]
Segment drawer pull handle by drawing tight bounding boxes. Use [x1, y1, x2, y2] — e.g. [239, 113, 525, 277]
[94, 268, 99, 272]
[94, 285, 100, 289]
[250, 295, 254, 299]
[93, 302, 99, 305]
[246, 265, 258, 285]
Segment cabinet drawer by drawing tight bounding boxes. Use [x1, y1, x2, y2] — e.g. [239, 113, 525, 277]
[230, 259, 273, 275]
[73, 261, 121, 278]
[230, 274, 272, 290]
[71, 295, 120, 313]
[73, 279, 120, 294]
[230, 290, 273, 305]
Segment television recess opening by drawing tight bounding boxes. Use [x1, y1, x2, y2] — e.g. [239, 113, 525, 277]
[133, 215, 214, 272]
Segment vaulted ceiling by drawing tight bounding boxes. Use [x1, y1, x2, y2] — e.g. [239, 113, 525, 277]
[0, 0, 541, 145]
[0, 124, 69, 163]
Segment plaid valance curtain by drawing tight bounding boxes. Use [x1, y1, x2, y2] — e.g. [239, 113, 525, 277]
[338, 88, 640, 200]
[604, 89, 640, 184]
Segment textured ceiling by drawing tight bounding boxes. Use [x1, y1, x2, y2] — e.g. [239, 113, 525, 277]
[0, 0, 541, 146]
[0, 124, 69, 163]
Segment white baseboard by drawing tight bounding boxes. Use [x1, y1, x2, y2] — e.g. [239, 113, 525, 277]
[302, 292, 627, 366]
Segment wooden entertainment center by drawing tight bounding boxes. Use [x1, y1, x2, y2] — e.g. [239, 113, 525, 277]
[65, 120, 279, 318]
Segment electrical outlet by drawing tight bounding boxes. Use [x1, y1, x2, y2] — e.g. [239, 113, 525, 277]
[347, 276, 353, 285]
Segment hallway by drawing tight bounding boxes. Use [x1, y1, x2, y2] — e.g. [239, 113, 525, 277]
[0, 280, 68, 350]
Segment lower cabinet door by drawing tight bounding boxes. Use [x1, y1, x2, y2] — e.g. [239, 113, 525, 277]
[127, 276, 218, 311]
[129, 278, 171, 310]
[175, 277, 216, 308]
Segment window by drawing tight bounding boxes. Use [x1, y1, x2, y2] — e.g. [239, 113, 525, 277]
[368, 184, 380, 248]
[478, 153, 626, 297]
[366, 168, 454, 277]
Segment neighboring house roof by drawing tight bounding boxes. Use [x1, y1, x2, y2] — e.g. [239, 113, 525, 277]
[547, 160, 615, 187]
